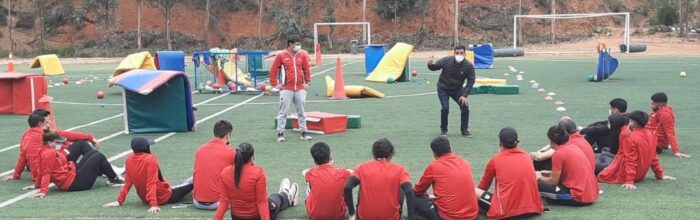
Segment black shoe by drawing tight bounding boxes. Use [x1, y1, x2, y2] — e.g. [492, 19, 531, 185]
[461, 130, 472, 137]
[440, 131, 448, 137]
[107, 177, 125, 187]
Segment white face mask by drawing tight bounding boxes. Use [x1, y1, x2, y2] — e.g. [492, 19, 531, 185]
[293, 45, 302, 52]
[54, 143, 62, 150]
[608, 109, 612, 115]
[455, 55, 465, 62]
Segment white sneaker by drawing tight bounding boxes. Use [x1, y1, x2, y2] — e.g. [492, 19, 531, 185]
[288, 182, 299, 206]
[300, 132, 312, 140]
[277, 133, 285, 142]
[278, 178, 290, 194]
[111, 165, 126, 175]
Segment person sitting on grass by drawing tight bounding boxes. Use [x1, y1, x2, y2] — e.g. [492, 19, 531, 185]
[344, 138, 416, 220]
[414, 136, 478, 220]
[597, 111, 676, 189]
[102, 137, 194, 213]
[531, 118, 595, 173]
[302, 142, 352, 220]
[28, 132, 124, 198]
[476, 127, 544, 219]
[537, 125, 599, 207]
[214, 143, 299, 220]
[193, 120, 236, 210]
[647, 92, 691, 158]
[581, 98, 628, 153]
[594, 113, 629, 174]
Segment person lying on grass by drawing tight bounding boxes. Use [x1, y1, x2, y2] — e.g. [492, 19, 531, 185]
[103, 137, 194, 213]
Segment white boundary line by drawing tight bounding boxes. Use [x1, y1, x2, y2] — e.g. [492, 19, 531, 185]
[0, 62, 343, 208]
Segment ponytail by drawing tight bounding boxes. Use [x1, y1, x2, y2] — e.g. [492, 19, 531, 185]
[233, 142, 255, 188]
[547, 124, 569, 145]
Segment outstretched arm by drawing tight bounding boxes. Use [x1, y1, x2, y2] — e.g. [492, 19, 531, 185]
[344, 176, 360, 216]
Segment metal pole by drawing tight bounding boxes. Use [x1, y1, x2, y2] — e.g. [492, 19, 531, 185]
[513, 16, 518, 49]
[625, 13, 630, 53]
[313, 24, 318, 56]
[454, 0, 459, 45]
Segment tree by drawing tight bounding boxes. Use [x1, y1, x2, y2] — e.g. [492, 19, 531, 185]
[322, 0, 335, 49]
[204, 0, 210, 48]
[136, 0, 142, 49]
[149, 0, 184, 50]
[678, 0, 695, 36]
[5, 0, 19, 53]
[83, 0, 119, 48]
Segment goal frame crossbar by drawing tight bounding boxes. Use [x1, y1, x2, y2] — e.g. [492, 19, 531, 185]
[513, 12, 631, 53]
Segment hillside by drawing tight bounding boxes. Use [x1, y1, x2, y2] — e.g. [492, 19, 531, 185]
[0, 0, 698, 57]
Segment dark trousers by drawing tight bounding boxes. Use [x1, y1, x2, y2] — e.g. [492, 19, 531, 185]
[66, 140, 95, 163]
[232, 192, 290, 220]
[67, 151, 118, 191]
[595, 152, 615, 175]
[415, 195, 442, 220]
[537, 181, 591, 207]
[438, 88, 469, 132]
[478, 191, 541, 219]
[533, 159, 552, 171]
[584, 133, 613, 154]
[168, 181, 194, 203]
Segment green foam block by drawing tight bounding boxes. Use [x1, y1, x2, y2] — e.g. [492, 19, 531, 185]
[489, 85, 519, 94]
[347, 115, 361, 128]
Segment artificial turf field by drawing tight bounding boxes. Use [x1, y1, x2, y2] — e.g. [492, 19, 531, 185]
[0, 55, 698, 219]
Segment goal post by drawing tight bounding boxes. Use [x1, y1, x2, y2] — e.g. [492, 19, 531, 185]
[513, 12, 631, 53]
[313, 22, 371, 56]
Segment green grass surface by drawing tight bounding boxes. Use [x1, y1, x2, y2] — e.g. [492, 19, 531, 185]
[0, 56, 698, 219]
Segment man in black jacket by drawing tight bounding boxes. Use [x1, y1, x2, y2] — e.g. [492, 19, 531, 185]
[428, 45, 476, 137]
[581, 98, 628, 153]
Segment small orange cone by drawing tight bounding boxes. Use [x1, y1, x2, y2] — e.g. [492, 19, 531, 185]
[315, 43, 322, 66]
[331, 57, 347, 100]
[38, 95, 57, 129]
[214, 69, 227, 88]
[7, 53, 16, 72]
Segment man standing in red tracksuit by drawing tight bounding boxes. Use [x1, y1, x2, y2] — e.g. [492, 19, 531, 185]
[647, 92, 691, 158]
[270, 35, 312, 142]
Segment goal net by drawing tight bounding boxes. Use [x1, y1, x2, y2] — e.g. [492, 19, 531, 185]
[513, 13, 631, 54]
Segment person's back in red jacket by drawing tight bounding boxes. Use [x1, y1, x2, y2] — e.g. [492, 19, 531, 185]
[303, 142, 351, 220]
[193, 120, 235, 209]
[478, 128, 543, 220]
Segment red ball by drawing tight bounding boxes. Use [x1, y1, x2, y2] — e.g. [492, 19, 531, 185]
[411, 70, 418, 77]
[62, 78, 69, 84]
[96, 91, 105, 99]
[258, 84, 267, 91]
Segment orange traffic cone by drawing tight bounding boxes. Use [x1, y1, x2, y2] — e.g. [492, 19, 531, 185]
[331, 57, 347, 100]
[38, 95, 57, 130]
[7, 53, 16, 72]
[315, 43, 322, 66]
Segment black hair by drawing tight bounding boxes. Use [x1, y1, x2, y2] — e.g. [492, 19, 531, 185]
[287, 35, 301, 46]
[651, 92, 668, 103]
[628, 110, 649, 127]
[609, 98, 627, 113]
[608, 113, 628, 148]
[28, 114, 46, 128]
[547, 124, 570, 145]
[234, 142, 255, 188]
[559, 119, 578, 134]
[32, 109, 51, 117]
[213, 120, 233, 138]
[310, 142, 331, 165]
[372, 138, 395, 159]
[42, 131, 60, 145]
[430, 136, 451, 157]
[454, 45, 466, 51]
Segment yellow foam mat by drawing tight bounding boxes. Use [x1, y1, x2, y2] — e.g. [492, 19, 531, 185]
[365, 42, 414, 83]
[113, 51, 157, 77]
[475, 78, 507, 85]
[29, 54, 65, 75]
[326, 75, 384, 98]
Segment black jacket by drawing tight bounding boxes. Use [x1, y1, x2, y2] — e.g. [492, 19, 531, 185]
[427, 56, 476, 96]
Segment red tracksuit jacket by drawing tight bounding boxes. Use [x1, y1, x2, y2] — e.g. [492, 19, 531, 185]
[647, 105, 681, 154]
[214, 164, 269, 220]
[36, 146, 76, 194]
[116, 153, 173, 207]
[13, 129, 94, 179]
[269, 49, 311, 91]
[598, 127, 664, 184]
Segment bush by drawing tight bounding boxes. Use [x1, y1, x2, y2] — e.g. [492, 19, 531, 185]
[656, 3, 678, 26]
[15, 14, 34, 29]
[374, 0, 418, 20]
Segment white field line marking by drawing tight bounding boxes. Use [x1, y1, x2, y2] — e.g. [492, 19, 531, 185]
[0, 62, 343, 208]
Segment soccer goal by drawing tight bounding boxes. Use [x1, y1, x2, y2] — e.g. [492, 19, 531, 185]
[513, 12, 631, 53]
[313, 22, 372, 56]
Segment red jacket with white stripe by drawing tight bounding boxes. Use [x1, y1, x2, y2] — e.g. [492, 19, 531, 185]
[37, 147, 76, 194]
[269, 49, 311, 91]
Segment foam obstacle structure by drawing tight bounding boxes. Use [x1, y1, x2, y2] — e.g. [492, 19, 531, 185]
[291, 111, 348, 134]
[470, 78, 519, 95]
[275, 114, 362, 130]
[0, 73, 49, 115]
[468, 43, 495, 69]
[325, 76, 385, 98]
[154, 51, 186, 71]
[29, 54, 65, 75]
[588, 48, 619, 82]
[110, 70, 195, 134]
[111, 52, 157, 87]
[364, 44, 386, 74]
[365, 42, 414, 83]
